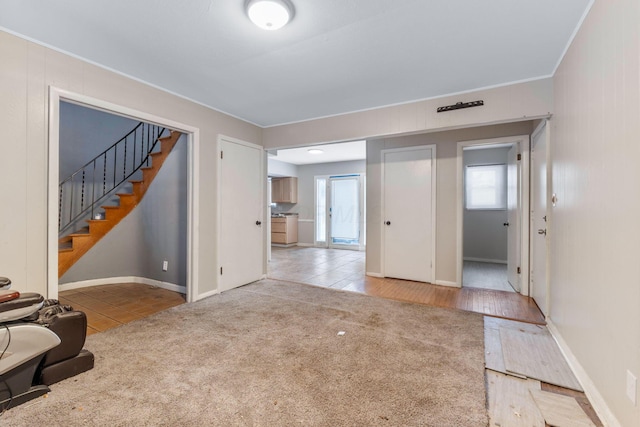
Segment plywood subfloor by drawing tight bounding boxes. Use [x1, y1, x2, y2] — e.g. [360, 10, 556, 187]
[484, 317, 547, 374]
[530, 389, 596, 427]
[500, 328, 583, 392]
[486, 370, 545, 427]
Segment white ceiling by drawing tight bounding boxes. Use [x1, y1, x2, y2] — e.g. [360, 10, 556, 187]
[0, 0, 591, 127]
[270, 140, 366, 165]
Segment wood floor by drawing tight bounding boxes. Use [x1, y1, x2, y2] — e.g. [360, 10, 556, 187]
[59, 282, 185, 335]
[269, 246, 544, 324]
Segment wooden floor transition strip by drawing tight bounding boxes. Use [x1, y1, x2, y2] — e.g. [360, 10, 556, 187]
[486, 370, 544, 427]
[530, 389, 596, 427]
[500, 328, 583, 392]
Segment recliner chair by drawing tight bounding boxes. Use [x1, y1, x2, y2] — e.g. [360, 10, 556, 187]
[0, 277, 94, 411]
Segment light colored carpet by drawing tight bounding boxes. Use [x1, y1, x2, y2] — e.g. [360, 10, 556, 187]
[1, 279, 487, 426]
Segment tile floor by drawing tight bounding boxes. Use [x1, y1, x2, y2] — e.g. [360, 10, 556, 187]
[268, 246, 365, 288]
[59, 283, 185, 335]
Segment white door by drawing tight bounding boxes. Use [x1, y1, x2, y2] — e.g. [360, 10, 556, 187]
[219, 137, 264, 292]
[506, 145, 521, 291]
[382, 146, 434, 283]
[531, 123, 548, 315]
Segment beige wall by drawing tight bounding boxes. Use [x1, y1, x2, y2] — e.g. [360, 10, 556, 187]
[551, 0, 640, 425]
[366, 122, 533, 282]
[263, 78, 552, 149]
[0, 31, 261, 296]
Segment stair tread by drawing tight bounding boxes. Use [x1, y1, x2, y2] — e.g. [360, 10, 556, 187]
[69, 233, 91, 238]
[59, 128, 181, 278]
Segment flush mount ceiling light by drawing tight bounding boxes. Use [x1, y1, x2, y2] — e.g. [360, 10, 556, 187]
[308, 149, 323, 155]
[246, 0, 294, 31]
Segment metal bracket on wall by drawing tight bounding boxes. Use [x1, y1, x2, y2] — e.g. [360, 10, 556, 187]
[436, 100, 484, 113]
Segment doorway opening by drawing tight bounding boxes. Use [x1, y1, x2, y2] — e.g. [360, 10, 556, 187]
[48, 87, 201, 303]
[266, 140, 367, 285]
[314, 174, 365, 250]
[457, 135, 530, 295]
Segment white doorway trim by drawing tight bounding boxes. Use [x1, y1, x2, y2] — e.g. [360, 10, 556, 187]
[530, 119, 551, 315]
[456, 135, 530, 294]
[48, 87, 200, 303]
[380, 145, 437, 282]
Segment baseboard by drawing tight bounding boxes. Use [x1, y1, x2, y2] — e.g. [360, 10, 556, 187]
[434, 280, 459, 288]
[195, 289, 218, 301]
[59, 276, 186, 294]
[365, 272, 383, 278]
[463, 257, 507, 264]
[546, 319, 621, 427]
[295, 243, 314, 247]
[271, 243, 297, 248]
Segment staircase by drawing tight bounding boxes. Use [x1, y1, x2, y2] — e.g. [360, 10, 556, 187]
[58, 129, 181, 278]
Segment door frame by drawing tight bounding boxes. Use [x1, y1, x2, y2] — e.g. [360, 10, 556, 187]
[216, 135, 266, 293]
[314, 173, 366, 250]
[380, 145, 437, 281]
[456, 135, 530, 294]
[530, 119, 551, 315]
[48, 87, 200, 302]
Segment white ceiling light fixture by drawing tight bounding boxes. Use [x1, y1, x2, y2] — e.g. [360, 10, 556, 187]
[246, 0, 294, 31]
[308, 148, 324, 155]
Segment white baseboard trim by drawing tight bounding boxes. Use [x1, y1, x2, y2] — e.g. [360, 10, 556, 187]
[296, 243, 314, 247]
[463, 257, 507, 264]
[434, 280, 459, 288]
[59, 276, 186, 294]
[195, 289, 218, 301]
[366, 272, 383, 278]
[546, 319, 621, 427]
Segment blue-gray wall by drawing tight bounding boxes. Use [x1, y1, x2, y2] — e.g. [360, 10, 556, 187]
[59, 131, 188, 288]
[60, 101, 139, 180]
[463, 146, 509, 262]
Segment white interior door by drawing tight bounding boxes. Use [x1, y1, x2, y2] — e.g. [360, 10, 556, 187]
[219, 137, 264, 292]
[531, 123, 548, 315]
[506, 145, 521, 291]
[382, 146, 435, 283]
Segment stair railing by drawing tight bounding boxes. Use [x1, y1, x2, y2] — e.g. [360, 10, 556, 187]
[58, 122, 167, 235]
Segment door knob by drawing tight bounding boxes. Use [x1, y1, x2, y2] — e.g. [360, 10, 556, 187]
[537, 229, 546, 235]
[503, 222, 509, 227]
[385, 221, 391, 226]
[256, 220, 262, 226]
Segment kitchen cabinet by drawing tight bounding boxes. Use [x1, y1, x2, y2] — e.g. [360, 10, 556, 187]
[271, 177, 298, 203]
[271, 216, 298, 245]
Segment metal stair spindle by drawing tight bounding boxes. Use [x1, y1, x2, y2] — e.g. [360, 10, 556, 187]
[58, 122, 168, 235]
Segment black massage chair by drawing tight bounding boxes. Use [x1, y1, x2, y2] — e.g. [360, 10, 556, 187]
[0, 277, 94, 411]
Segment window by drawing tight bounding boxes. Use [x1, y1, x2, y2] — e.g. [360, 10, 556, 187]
[465, 164, 507, 210]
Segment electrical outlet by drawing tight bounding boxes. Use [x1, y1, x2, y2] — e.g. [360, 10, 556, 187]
[162, 260, 168, 272]
[627, 370, 637, 405]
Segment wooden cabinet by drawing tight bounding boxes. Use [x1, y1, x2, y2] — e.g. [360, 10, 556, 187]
[271, 216, 298, 245]
[271, 177, 298, 203]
